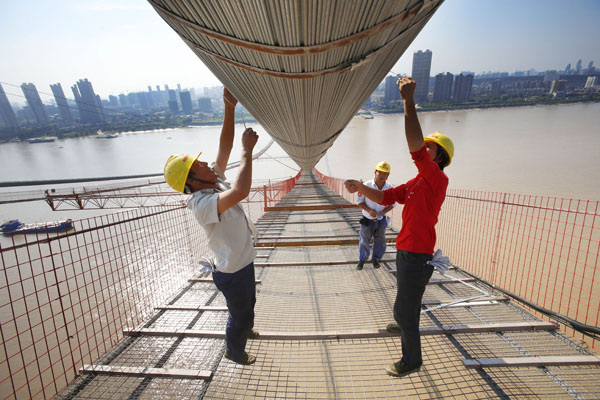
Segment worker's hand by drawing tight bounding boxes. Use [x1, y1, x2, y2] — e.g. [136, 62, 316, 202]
[368, 209, 377, 219]
[397, 76, 416, 102]
[241, 127, 258, 151]
[223, 87, 237, 107]
[344, 179, 361, 193]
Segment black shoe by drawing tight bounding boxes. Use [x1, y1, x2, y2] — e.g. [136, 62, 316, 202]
[357, 261, 364, 270]
[224, 350, 256, 365]
[386, 323, 402, 334]
[386, 360, 421, 377]
[247, 329, 260, 339]
[373, 259, 380, 269]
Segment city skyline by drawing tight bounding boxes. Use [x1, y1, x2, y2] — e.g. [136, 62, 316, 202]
[1, 0, 599, 104]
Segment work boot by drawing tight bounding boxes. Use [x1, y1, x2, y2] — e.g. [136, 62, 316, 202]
[386, 360, 421, 377]
[247, 329, 260, 339]
[357, 261, 364, 270]
[386, 323, 402, 334]
[373, 259, 380, 269]
[224, 351, 256, 365]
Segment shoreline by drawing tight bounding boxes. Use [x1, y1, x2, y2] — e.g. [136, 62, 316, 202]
[2, 100, 598, 143]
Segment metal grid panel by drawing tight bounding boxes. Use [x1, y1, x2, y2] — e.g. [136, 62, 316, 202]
[138, 378, 209, 399]
[173, 284, 219, 306]
[161, 338, 224, 370]
[109, 337, 178, 367]
[254, 265, 396, 332]
[485, 367, 600, 399]
[190, 311, 228, 331]
[147, 310, 199, 330]
[260, 245, 360, 263]
[204, 336, 498, 400]
[51, 171, 600, 399]
[54, 375, 145, 399]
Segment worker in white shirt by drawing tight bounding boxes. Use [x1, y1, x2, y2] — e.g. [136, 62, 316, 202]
[356, 161, 395, 270]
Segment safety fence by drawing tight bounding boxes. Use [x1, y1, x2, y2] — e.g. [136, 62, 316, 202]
[317, 171, 600, 350]
[0, 174, 299, 400]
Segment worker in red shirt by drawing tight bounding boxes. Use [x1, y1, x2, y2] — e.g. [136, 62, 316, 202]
[344, 76, 454, 377]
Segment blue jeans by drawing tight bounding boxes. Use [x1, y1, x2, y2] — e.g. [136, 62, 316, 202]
[212, 262, 256, 360]
[359, 217, 388, 262]
[393, 250, 434, 367]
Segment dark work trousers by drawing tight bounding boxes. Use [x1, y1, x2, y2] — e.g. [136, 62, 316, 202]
[394, 250, 434, 367]
[358, 217, 388, 262]
[212, 262, 256, 360]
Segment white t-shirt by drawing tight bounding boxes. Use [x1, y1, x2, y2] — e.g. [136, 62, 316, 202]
[187, 163, 256, 273]
[357, 179, 395, 220]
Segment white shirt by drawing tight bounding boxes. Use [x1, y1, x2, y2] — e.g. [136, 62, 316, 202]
[187, 163, 256, 273]
[357, 179, 395, 220]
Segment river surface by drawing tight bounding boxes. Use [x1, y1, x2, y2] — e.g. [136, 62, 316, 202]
[1, 102, 599, 228]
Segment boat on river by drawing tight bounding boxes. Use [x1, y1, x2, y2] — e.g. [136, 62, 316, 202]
[1, 218, 74, 235]
[94, 130, 120, 139]
[26, 136, 57, 143]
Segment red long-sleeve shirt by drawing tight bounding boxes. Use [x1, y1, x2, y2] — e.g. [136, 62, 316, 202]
[381, 146, 448, 254]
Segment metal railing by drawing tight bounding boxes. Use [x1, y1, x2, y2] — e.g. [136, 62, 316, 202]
[316, 170, 600, 350]
[0, 174, 299, 400]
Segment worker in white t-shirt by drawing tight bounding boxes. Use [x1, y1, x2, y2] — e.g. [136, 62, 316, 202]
[356, 161, 395, 270]
[163, 88, 259, 365]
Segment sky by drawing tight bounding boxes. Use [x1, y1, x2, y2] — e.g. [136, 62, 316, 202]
[1, 0, 599, 105]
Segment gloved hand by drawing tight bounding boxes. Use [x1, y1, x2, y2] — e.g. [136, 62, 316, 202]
[198, 256, 217, 273]
[426, 249, 451, 275]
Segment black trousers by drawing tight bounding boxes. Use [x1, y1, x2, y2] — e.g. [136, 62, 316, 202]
[393, 250, 434, 367]
[212, 262, 256, 359]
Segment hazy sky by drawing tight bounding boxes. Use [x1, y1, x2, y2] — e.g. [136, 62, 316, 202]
[1, 0, 599, 104]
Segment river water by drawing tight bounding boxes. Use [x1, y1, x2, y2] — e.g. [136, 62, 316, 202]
[1, 102, 599, 228]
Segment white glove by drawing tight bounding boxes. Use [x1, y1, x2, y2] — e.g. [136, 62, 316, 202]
[426, 249, 451, 275]
[198, 256, 216, 273]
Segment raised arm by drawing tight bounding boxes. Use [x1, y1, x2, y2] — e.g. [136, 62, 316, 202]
[215, 88, 238, 172]
[397, 76, 425, 153]
[344, 180, 384, 204]
[217, 128, 258, 214]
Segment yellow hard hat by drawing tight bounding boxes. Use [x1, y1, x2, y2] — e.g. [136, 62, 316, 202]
[375, 161, 391, 173]
[424, 132, 454, 166]
[164, 153, 201, 193]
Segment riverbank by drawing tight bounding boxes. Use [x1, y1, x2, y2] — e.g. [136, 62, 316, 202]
[4, 94, 598, 143]
[372, 93, 600, 114]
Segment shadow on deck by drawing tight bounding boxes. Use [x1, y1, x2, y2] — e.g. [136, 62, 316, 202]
[57, 171, 600, 399]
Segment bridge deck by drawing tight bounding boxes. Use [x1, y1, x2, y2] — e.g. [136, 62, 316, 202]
[57, 171, 600, 399]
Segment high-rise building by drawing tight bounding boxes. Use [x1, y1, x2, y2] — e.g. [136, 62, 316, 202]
[383, 75, 401, 104]
[50, 83, 73, 124]
[168, 100, 179, 114]
[491, 80, 502, 96]
[21, 83, 49, 125]
[432, 72, 453, 102]
[549, 79, 567, 94]
[180, 91, 193, 114]
[108, 95, 119, 107]
[585, 76, 597, 89]
[411, 50, 432, 102]
[72, 79, 103, 123]
[453, 73, 474, 103]
[0, 83, 19, 129]
[118, 94, 128, 106]
[197, 97, 213, 113]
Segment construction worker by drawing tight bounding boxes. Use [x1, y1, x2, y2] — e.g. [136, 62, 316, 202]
[356, 161, 395, 270]
[344, 76, 454, 377]
[163, 88, 259, 365]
